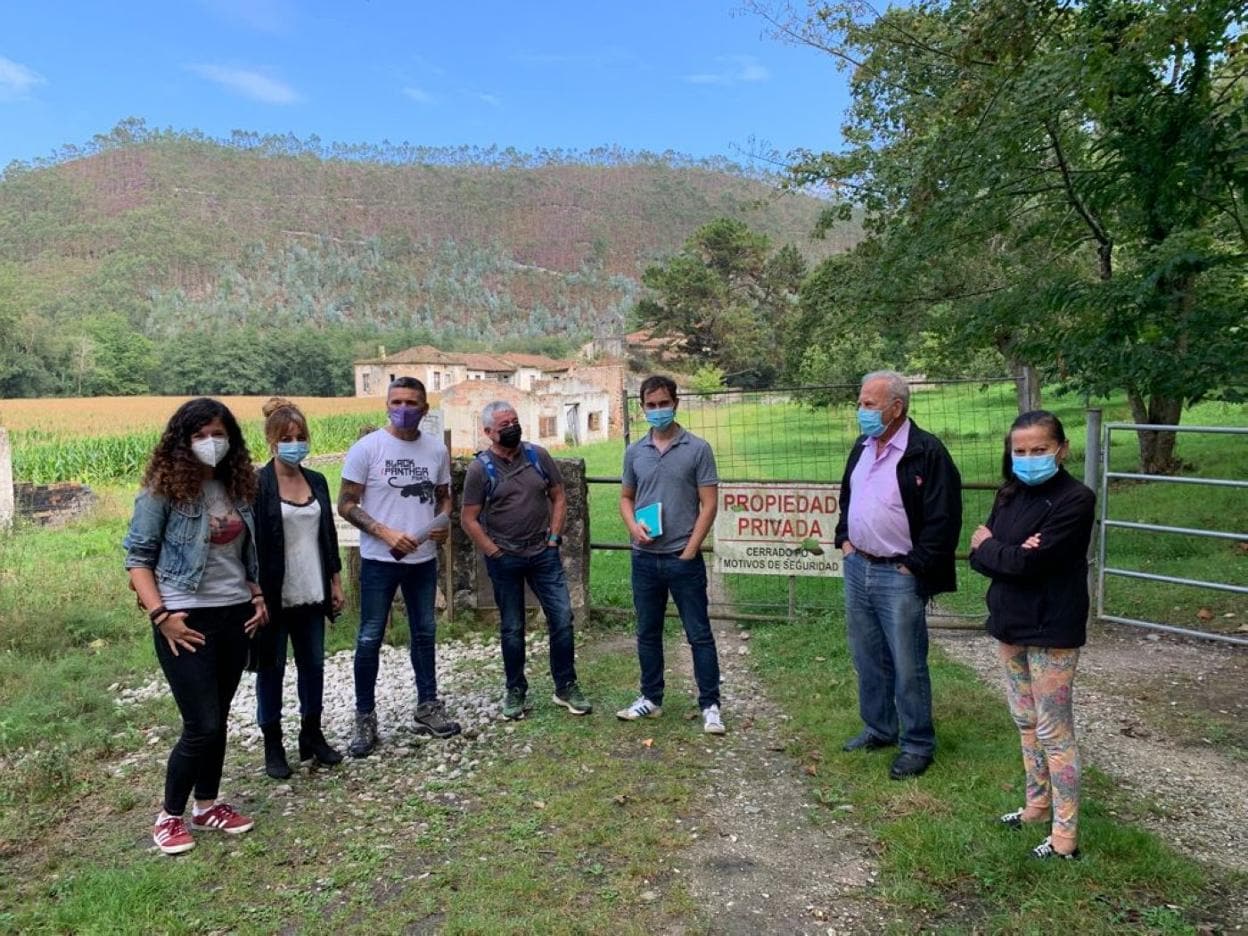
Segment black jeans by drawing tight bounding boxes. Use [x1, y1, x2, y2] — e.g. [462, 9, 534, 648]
[154, 602, 251, 815]
[255, 603, 327, 725]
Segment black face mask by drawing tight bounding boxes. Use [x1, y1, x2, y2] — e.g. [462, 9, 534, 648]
[498, 424, 523, 448]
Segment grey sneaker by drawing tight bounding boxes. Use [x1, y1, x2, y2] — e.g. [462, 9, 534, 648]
[413, 700, 462, 738]
[348, 711, 378, 758]
[552, 682, 592, 716]
[502, 687, 530, 720]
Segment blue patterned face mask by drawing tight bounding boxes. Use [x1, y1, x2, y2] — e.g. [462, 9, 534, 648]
[277, 441, 310, 466]
[645, 408, 676, 430]
[1012, 453, 1059, 486]
[856, 407, 887, 438]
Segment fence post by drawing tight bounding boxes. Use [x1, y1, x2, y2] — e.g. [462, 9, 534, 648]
[0, 427, 13, 531]
[1084, 408, 1103, 618]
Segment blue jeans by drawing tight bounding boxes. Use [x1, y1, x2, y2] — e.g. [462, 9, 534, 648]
[485, 548, 577, 694]
[255, 604, 327, 726]
[843, 551, 935, 757]
[631, 550, 720, 710]
[355, 558, 439, 713]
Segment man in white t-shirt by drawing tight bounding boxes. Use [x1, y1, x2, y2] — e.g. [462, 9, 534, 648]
[338, 377, 459, 756]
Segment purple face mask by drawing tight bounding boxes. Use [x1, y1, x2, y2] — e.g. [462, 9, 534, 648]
[388, 406, 424, 431]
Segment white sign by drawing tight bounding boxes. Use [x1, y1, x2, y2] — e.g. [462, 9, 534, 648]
[714, 482, 843, 577]
[422, 408, 445, 441]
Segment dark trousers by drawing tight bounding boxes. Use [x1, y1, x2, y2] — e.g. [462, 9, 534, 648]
[485, 548, 577, 694]
[631, 550, 720, 710]
[255, 603, 327, 726]
[355, 557, 438, 713]
[154, 602, 251, 815]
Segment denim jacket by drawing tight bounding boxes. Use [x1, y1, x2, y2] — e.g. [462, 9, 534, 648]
[123, 487, 260, 593]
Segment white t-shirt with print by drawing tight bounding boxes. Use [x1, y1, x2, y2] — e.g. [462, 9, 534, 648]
[341, 428, 450, 564]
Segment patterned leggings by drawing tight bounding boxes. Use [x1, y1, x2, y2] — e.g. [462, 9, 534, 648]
[997, 643, 1081, 847]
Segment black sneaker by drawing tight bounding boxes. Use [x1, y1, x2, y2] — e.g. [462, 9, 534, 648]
[413, 700, 462, 738]
[502, 687, 530, 720]
[1031, 836, 1081, 860]
[552, 682, 592, 716]
[348, 711, 378, 758]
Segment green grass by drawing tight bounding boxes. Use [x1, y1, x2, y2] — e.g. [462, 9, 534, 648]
[747, 611, 1243, 934]
[1, 635, 718, 934]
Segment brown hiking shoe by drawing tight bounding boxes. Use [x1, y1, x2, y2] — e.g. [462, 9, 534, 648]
[413, 700, 462, 739]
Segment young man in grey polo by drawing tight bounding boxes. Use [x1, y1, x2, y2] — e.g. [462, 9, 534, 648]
[618, 374, 725, 735]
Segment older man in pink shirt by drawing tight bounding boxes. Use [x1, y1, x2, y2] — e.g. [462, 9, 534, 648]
[834, 371, 962, 779]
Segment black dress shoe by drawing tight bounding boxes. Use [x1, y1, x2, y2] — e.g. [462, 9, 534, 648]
[889, 752, 933, 779]
[842, 731, 896, 752]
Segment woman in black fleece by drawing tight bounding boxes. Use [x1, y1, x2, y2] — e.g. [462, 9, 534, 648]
[969, 410, 1095, 860]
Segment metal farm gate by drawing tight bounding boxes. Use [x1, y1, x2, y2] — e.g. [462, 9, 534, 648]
[1095, 422, 1248, 647]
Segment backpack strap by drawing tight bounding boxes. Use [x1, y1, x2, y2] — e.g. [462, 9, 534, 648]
[475, 444, 550, 505]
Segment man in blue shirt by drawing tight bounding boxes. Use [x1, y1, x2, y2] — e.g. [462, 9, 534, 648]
[618, 375, 725, 735]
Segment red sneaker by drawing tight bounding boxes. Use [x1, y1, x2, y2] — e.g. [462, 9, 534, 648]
[153, 815, 195, 855]
[190, 802, 254, 835]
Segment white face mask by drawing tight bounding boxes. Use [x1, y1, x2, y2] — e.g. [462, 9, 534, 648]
[191, 436, 230, 467]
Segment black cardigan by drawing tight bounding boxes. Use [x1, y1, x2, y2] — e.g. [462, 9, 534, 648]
[253, 460, 342, 624]
[834, 420, 963, 598]
[969, 468, 1096, 648]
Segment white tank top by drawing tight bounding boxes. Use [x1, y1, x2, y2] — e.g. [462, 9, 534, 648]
[280, 498, 325, 608]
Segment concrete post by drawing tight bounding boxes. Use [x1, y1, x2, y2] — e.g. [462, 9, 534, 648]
[0, 428, 13, 531]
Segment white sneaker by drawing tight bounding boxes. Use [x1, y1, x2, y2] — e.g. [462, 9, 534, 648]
[616, 696, 662, 720]
[702, 705, 726, 735]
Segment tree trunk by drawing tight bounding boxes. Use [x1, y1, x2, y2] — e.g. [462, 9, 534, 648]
[1127, 390, 1183, 474]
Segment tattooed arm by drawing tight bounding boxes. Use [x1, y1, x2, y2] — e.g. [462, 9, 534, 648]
[339, 479, 419, 554]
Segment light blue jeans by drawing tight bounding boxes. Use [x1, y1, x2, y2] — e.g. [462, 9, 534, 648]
[843, 551, 935, 757]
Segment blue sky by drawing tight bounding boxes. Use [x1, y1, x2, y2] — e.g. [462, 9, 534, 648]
[0, 0, 850, 169]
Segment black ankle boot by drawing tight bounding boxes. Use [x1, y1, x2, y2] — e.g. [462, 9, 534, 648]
[260, 722, 292, 779]
[299, 714, 343, 766]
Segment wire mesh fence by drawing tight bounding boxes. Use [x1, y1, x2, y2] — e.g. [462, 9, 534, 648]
[588, 376, 1023, 617]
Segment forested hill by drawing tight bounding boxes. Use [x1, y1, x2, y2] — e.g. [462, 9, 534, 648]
[0, 122, 852, 398]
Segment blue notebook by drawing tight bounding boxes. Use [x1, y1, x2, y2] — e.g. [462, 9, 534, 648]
[634, 502, 663, 537]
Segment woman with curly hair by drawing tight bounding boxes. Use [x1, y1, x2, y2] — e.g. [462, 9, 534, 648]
[124, 397, 268, 855]
[251, 397, 345, 778]
[969, 410, 1096, 860]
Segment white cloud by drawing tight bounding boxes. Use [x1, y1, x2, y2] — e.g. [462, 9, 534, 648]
[188, 64, 300, 104]
[403, 86, 435, 104]
[684, 55, 770, 87]
[0, 55, 45, 99]
[473, 91, 501, 108]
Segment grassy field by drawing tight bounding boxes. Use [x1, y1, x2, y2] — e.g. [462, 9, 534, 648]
[2, 395, 400, 484]
[1, 502, 1242, 931]
[0, 382, 1245, 931]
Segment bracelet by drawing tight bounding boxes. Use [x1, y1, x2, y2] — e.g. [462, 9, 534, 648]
[251, 594, 266, 604]
[148, 605, 169, 624]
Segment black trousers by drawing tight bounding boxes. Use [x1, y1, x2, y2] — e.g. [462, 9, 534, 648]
[154, 602, 251, 815]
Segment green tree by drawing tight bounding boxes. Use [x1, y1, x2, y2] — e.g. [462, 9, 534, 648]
[633, 218, 806, 387]
[763, 0, 1247, 471]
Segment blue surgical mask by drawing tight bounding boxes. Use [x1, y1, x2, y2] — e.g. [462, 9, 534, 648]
[277, 441, 310, 466]
[1013, 453, 1059, 486]
[645, 408, 676, 430]
[856, 407, 887, 439]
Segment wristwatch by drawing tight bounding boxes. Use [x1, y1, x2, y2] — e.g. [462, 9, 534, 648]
[547, 532, 563, 546]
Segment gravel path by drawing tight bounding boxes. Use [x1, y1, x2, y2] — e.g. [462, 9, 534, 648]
[933, 623, 1248, 891]
[678, 625, 887, 935]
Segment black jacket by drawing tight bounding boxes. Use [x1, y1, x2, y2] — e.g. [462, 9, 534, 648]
[250, 462, 342, 668]
[969, 468, 1096, 648]
[834, 420, 963, 598]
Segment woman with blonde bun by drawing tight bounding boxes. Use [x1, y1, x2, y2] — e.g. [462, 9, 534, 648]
[252, 398, 345, 778]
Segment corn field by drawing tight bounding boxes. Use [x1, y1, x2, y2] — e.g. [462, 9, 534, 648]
[2, 397, 396, 485]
